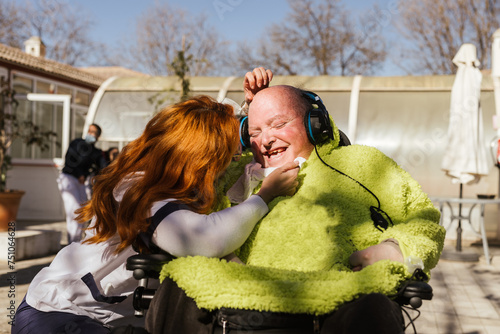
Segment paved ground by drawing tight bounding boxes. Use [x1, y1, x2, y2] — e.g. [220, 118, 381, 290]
[412, 246, 500, 334]
[2, 222, 500, 333]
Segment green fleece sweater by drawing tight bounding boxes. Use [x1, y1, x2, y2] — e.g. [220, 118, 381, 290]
[159, 126, 445, 315]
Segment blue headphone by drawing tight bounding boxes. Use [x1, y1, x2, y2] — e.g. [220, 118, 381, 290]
[239, 90, 334, 149]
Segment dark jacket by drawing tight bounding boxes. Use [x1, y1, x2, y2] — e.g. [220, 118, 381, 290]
[61, 138, 106, 179]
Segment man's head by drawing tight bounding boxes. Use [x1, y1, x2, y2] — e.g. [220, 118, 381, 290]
[248, 85, 314, 168]
[86, 124, 102, 144]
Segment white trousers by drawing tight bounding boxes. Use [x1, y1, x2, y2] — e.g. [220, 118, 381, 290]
[57, 173, 88, 243]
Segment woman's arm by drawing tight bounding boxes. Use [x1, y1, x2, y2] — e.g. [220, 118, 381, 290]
[152, 160, 299, 258]
[152, 195, 268, 258]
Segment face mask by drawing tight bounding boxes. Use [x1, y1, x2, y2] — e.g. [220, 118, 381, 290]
[85, 134, 96, 144]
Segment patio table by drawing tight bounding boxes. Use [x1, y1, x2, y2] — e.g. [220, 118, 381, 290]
[429, 196, 500, 265]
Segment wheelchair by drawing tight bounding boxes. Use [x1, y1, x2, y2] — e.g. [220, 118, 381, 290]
[113, 253, 433, 334]
[112, 130, 433, 333]
[120, 130, 354, 319]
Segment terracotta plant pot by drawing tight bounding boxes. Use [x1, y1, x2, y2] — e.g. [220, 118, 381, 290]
[0, 190, 25, 232]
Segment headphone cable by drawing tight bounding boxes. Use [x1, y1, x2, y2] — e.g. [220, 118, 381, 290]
[314, 145, 393, 231]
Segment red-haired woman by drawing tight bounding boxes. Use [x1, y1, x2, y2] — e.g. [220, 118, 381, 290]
[12, 96, 299, 334]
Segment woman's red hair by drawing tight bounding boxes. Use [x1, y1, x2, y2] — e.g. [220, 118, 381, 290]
[77, 95, 239, 253]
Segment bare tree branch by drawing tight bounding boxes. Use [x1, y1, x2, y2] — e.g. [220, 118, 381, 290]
[394, 0, 500, 74]
[230, 0, 386, 76]
[0, 0, 104, 66]
[127, 3, 227, 76]
[0, 1, 25, 48]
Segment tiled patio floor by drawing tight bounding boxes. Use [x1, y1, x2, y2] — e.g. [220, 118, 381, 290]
[412, 246, 500, 334]
[2, 220, 500, 334]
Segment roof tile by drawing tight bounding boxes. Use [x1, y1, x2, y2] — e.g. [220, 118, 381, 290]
[0, 43, 104, 87]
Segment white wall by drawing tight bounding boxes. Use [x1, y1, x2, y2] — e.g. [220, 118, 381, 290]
[7, 162, 65, 221]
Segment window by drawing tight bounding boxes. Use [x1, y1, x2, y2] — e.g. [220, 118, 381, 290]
[9, 99, 32, 159]
[8, 73, 93, 161]
[32, 101, 58, 159]
[57, 86, 71, 95]
[36, 81, 53, 94]
[72, 108, 87, 140]
[75, 91, 90, 106]
[13, 75, 32, 94]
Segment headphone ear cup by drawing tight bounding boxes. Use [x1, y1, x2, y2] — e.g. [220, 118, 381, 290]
[304, 111, 316, 144]
[301, 90, 334, 145]
[304, 109, 334, 145]
[239, 116, 250, 149]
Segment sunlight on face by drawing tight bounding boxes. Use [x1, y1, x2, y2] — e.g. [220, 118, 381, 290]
[248, 86, 314, 168]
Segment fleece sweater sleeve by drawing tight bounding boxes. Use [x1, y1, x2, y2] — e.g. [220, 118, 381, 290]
[315, 144, 445, 275]
[378, 177, 445, 274]
[151, 195, 268, 258]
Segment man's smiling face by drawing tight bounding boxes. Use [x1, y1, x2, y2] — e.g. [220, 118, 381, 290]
[248, 86, 314, 168]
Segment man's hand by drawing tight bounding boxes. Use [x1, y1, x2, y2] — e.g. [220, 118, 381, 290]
[349, 240, 404, 272]
[243, 67, 273, 104]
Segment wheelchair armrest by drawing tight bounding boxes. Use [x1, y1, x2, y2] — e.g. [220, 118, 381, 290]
[126, 254, 173, 280]
[127, 254, 174, 317]
[395, 280, 433, 309]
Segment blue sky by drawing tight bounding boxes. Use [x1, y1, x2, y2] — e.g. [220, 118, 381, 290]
[73, 0, 401, 74]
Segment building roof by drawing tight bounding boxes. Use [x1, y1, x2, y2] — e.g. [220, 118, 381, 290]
[0, 43, 105, 88]
[79, 66, 149, 80]
[101, 73, 495, 94]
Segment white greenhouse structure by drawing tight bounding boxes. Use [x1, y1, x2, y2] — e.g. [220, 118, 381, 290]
[9, 74, 500, 246]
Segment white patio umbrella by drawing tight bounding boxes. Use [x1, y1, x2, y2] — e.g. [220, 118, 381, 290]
[441, 43, 490, 252]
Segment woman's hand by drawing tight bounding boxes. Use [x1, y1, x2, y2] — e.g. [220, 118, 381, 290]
[349, 240, 404, 272]
[257, 161, 299, 204]
[222, 252, 244, 264]
[243, 67, 273, 105]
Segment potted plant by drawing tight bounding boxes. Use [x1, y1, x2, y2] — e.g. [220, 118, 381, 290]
[0, 77, 56, 231]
